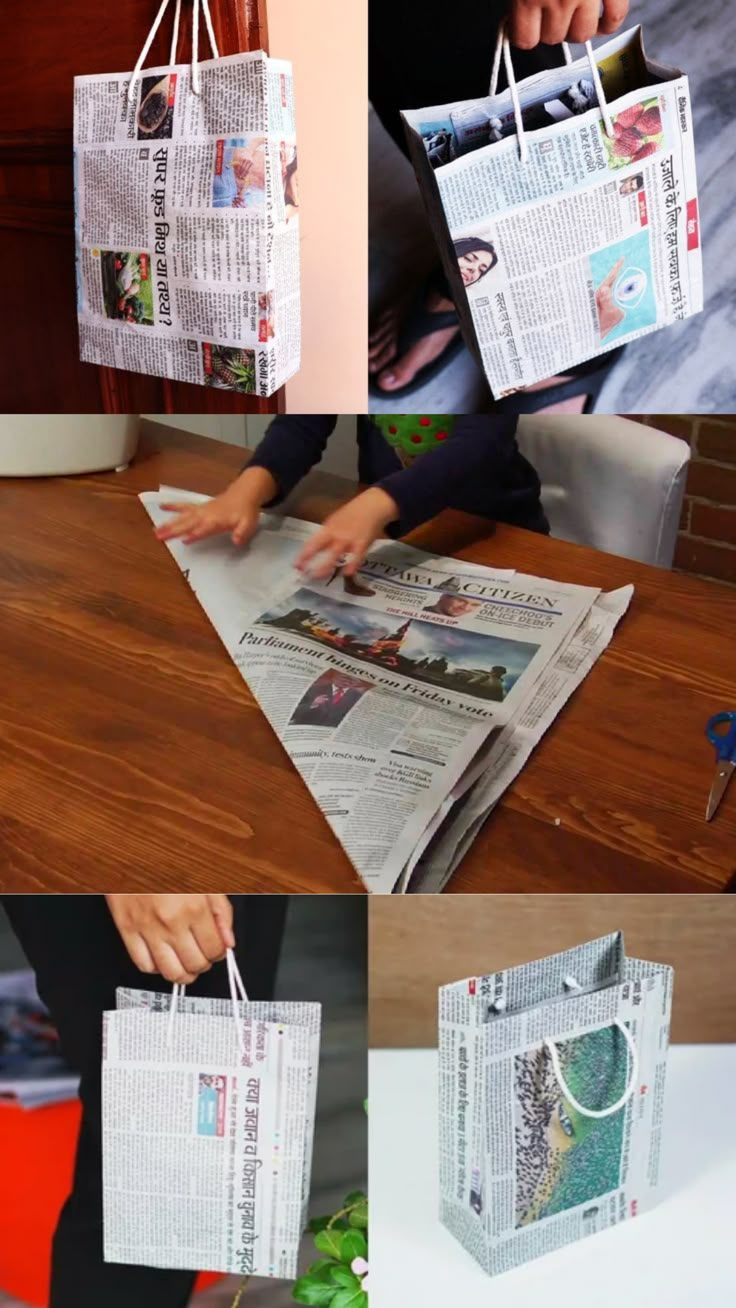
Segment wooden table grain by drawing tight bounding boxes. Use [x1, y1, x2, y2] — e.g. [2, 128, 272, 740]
[1, 421, 734, 894]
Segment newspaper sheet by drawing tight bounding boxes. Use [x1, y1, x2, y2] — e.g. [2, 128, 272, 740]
[74, 52, 299, 396]
[142, 490, 612, 893]
[403, 582, 633, 891]
[0, 970, 79, 1109]
[439, 933, 673, 1276]
[402, 26, 703, 397]
[103, 988, 321, 1277]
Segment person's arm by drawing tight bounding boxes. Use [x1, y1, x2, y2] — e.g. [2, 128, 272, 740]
[246, 415, 338, 503]
[105, 894, 235, 985]
[508, 0, 629, 48]
[374, 415, 521, 533]
[296, 416, 520, 577]
[155, 415, 338, 546]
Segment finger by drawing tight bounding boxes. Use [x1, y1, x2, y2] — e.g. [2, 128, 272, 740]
[567, 0, 602, 44]
[150, 941, 198, 985]
[160, 502, 200, 513]
[598, 0, 629, 34]
[540, 7, 575, 45]
[208, 894, 236, 950]
[181, 520, 222, 545]
[175, 930, 215, 978]
[342, 547, 369, 578]
[308, 541, 347, 579]
[124, 932, 157, 975]
[156, 517, 198, 542]
[509, 4, 542, 50]
[232, 517, 255, 546]
[192, 909, 229, 964]
[297, 531, 334, 569]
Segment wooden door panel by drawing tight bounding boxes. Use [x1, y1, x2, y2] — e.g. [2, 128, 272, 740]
[0, 0, 283, 414]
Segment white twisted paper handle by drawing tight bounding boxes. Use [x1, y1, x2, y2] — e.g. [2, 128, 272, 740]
[167, 947, 249, 1053]
[128, 0, 220, 103]
[543, 975, 639, 1120]
[490, 23, 614, 163]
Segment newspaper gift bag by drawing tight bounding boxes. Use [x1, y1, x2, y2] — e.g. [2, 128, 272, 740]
[402, 24, 702, 399]
[102, 950, 321, 1277]
[439, 932, 673, 1277]
[73, 0, 299, 397]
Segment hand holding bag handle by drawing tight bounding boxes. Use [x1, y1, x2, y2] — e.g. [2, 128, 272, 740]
[490, 21, 614, 163]
[167, 947, 250, 1053]
[128, 0, 220, 103]
[543, 975, 639, 1120]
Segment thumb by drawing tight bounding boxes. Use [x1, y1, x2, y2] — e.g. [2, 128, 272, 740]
[208, 894, 235, 950]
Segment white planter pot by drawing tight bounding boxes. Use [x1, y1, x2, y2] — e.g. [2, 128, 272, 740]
[0, 415, 140, 476]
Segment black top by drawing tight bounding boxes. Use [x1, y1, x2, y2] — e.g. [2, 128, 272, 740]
[248, 415, 544, 535]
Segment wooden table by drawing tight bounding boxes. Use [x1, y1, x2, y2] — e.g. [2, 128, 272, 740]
[1, 421, 735, 894]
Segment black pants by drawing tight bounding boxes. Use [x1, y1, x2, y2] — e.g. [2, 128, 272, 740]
[369, 0, 567, 156]
[2, 895, 287, 1308]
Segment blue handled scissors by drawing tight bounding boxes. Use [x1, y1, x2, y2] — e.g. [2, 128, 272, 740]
[705, 711, 736, 822]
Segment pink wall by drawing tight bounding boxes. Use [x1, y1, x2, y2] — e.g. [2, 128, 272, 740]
[268, 0, 367, 413]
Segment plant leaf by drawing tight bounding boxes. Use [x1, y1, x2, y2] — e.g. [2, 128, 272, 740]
[314, 1228, 346, 1261]
[343, 1191, 367, 1207]
[339, 1230, 367, 1263]
[329, 1267, 362, 1289]
[308, 1215, 333, 1234]
[329, 1289, 368, 1308]
[348, 1200, 368, 1230]
[292, 1274, 337, 1305]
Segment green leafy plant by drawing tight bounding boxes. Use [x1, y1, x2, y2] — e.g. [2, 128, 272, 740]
[292, 1190, 369, 1307]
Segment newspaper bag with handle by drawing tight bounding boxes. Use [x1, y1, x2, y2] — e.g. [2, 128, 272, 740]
[102, 949, 321, 1277]
[439, 931, 673, 1276]
[74, 0, 299, 396]
[402, 25, 702, 399]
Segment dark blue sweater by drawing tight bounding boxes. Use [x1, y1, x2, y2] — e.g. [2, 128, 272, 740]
[248, 415, 546, 536]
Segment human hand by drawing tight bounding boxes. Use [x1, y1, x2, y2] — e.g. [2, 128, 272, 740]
[295, 487, 399, 579]
[154, 466, 277, 547]
[595, 256, 626, 339]
[508, 0, 630, 49]
[106, 894, 235, 984]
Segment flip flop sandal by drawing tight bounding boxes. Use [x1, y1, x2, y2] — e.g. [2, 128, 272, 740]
[368, 277, 465, 401]
[490, 347, 626, 415]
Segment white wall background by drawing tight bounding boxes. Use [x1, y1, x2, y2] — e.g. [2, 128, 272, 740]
[143, 415, 248, 446]
[144, 415, 360, 478]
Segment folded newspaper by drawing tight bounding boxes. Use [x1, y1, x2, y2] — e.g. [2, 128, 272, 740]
[0, 971, 79, 1110]
[439, 933, 673, 1275]
[402, 26, 703, 397]
[142, 490, 633, 893]
[103, 979, 321, 1277]
[74, 51, 299, 396]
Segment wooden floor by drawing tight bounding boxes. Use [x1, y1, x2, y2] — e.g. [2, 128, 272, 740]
[370, 0, 735, 414]
[0, 897, 367, 1307]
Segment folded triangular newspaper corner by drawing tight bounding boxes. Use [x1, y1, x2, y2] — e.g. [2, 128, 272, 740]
[142, 489, 633, 893]
[439, 932, 673, 1276]
[102, 981, 321, 1278]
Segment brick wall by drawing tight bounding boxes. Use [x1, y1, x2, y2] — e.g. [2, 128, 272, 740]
[631, 415, 736, 587]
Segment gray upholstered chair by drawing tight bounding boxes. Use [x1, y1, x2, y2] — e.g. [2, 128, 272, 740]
[517, 414, 690, 567]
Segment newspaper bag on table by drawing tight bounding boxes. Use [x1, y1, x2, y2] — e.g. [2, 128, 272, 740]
[403, 25, 702, 399]
[102, 949, 320, 1278]
[74, 0, 299, 397]
[439, 931, 673, 1276]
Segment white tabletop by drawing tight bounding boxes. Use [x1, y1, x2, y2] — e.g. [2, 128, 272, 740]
[369, 1046, 736, 1307]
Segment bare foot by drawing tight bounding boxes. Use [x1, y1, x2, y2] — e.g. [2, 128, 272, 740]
[369, 288, 459, 393]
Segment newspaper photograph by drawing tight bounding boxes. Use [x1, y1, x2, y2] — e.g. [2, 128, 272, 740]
[74, 52, 299, 396]
[141, 490, 631, 894]
[103, 987, 321, 1278]
[439, 933, 673, 1276]
[402, 26, 703, 397]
